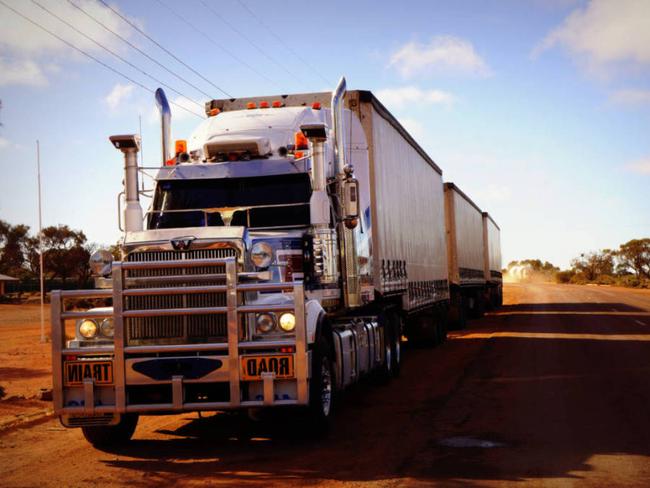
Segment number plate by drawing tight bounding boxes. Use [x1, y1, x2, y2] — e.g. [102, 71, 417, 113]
[240, 355, 294, 381]
[64, 361, 113, 386]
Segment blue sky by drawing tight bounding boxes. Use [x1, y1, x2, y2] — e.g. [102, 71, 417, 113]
[0, 0, 649, 268]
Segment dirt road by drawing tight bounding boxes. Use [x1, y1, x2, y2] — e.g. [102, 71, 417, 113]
[2, 283, 650, 487]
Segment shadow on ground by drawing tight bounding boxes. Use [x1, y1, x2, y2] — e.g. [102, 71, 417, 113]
[98, 297, 650, 485]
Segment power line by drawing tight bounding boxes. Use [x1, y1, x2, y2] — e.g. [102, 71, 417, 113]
[0, 0, 204, 119]
[153, 0, 281, 90]
[30, 0, 204, 110]
[198, 0, 309, 89]
[65, 0, 214, 101]
[236, 0, 332, 86]
[95, 0, 232, 98]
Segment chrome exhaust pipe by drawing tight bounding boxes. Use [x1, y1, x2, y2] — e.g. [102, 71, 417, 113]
[109, 134, 143, 232]
[155, 88, 172, 164]
[331, 76, 347, 174]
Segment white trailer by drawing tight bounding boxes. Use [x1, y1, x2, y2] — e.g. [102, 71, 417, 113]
[444, 183, 487, 328]
[483, 212, 503, 307]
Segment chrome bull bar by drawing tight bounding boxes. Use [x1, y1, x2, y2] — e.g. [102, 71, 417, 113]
[51, 257, 308, 416]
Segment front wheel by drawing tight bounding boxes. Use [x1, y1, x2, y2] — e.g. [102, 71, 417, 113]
[81, 413, 139, 448]
[304, 334, 335, 436]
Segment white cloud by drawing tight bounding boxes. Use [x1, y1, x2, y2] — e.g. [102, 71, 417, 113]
[0, 137, 10, 148]
[104, 83, 135, 110]
[0, 57, 47, 86]
[376, 86, 456, 109]
[0, 0, 139, 86]
[610, 89, 650, 106]
[626, 157, 650, 174]
[388, 36, 491, 78]
[533, 0, 650, 72]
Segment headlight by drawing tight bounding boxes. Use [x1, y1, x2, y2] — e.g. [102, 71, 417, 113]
[100, 318, 115, 338]
[251, 241, 273, 269]
[256, 313, 276, 333]
[278, 312, 296, 332]
[79, 319, 98, 339]
[89, 249, 114, 277]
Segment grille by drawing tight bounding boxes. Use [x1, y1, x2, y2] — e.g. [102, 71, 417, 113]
[124, 248, 237, 345]
[66, 414, 116, 427]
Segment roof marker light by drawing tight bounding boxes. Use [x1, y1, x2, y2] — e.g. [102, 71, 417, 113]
[295, 131, 309, 150]
[272, 100, 282, 108]
[260, 101, 270, 108]
[209, 108, 220, 116]
[246, 102, 256, 109]
[175, 139, 187, 154]
[312, 102, 321, 110]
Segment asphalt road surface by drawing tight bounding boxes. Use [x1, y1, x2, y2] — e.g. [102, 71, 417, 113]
[2, 283, 650, 487]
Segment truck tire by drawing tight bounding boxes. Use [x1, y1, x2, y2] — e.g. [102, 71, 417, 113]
[376, 313, 394, 383]
[304, 334, 335, 437]
[390, 311, 403, 377]
[81, 414, 139, 448]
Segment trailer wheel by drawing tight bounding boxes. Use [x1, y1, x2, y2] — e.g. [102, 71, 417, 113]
[448, 290, 467, 330]
[81, 414, 139, 448]
[304, 334, 335, 436]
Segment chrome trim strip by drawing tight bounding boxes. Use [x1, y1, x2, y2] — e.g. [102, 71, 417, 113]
[122, 258, 227, 270]
[61, 310, 113, 320]
[51, 291, 64, 413]
[262, 372, 275, 406]
[172, 375, 183, 410]
[113, 262, 127, 413]
[62, 346, 114, 355]
[83, 378, 94, 415]
[123, 284, 228, 296]
[294, 282, 309, 404]
[226, 259, 240, 406]
[122, 306, 228, 318]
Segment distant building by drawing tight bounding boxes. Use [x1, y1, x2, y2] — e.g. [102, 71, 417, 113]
[0, 274, 19, 295]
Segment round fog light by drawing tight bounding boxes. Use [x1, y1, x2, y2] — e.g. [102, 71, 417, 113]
[79, 319, 98, 339]
[256, 313, 276, 333]
[278, 313, 296, 332]
[100, 318, 115, 338]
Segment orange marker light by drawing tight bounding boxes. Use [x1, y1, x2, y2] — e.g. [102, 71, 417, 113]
[165, 158, 176, 166]
[246, 102, 256, 109]
[175, 139, 187, 154]
[272, 100, 282, 108]
[209, 108, 220, 116]
[295, 131, 309, 150]
[260, 101, 270, 108]
[294, 151, 304, 159]
[312, 102, 321, 110]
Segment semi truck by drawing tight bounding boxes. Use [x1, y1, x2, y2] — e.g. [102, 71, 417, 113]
[50, 77, 500, 446]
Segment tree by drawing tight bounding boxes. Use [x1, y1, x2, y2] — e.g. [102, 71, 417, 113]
[617, 238, 650, 279]
[0, 219, 31, 278]
[42, 225, 91, 286]
[571, 250, 614, 281]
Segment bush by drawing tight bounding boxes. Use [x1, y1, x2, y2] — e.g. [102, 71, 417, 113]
[615, 275, 641, 288]
[596, 274, 615, 285]
[555, 270, 575, 284]
[569, 273, 588, 285]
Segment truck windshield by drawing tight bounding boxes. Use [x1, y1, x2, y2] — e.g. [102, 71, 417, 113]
[148, 173, 311, 230]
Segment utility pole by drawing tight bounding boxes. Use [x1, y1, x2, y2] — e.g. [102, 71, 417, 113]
[37, 140, 45, 343]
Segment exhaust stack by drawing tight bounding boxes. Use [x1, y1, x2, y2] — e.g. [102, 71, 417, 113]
[331, 76, 347, 174]
[155, 88, 172, 164]
[109, 134, 143, 232]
